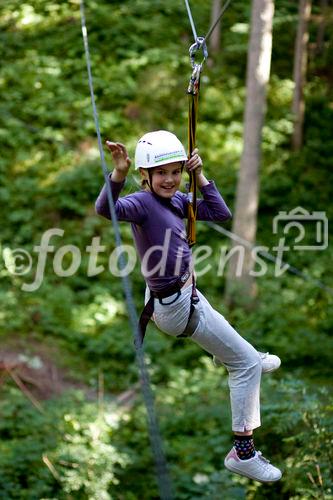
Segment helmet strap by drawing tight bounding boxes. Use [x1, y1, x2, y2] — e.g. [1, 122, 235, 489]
[147, 169, 155, 194]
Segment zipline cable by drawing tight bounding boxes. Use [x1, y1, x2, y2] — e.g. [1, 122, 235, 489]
[79, 2, 174, 499]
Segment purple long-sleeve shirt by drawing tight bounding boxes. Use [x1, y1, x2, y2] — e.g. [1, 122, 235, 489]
[95, 177, 232, 292]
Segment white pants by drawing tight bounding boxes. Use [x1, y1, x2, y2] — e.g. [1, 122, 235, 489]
[145, 286, 262, 432]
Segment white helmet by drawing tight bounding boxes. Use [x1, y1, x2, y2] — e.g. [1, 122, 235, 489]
[134, 130, 187, 170]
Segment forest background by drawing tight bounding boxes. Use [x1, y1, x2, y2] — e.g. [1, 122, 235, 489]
[0, 0, 332, 499]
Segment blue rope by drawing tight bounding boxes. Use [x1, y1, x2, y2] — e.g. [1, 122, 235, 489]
[79, 2, 174, 498]
[184, 0, 198, 42]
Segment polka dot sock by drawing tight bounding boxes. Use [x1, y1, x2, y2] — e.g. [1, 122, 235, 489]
[234, 434, 256, 460]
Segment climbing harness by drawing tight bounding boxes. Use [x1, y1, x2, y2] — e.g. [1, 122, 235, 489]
[138, 271, 200, 347]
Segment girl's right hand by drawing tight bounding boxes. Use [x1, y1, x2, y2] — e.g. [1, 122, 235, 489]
[106, 141, 131, 174]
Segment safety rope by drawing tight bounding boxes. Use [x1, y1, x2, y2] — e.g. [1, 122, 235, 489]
[185, 0, 233, 47]
[184, 0, 198, 41]
[184, 0, 233, 246]
[203, 0, 233, 45]
[79, 3, 173, 499]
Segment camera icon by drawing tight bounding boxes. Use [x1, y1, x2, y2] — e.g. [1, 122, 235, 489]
[272, 206, 328, 251]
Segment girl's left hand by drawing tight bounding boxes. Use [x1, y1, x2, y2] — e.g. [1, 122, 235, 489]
[185, 148, 203, 176]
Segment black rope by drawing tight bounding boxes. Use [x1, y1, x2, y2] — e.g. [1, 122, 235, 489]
[79, 2, 174, 498]
[183, 0, 233, 53]
[203, 0, 233, 45]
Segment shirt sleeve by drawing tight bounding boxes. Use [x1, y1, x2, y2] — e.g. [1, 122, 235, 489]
[196, 181, 232, 222]
[95, 176, 147, 225]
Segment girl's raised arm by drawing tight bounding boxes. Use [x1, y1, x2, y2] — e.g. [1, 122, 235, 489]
[106, 141, 131, 182]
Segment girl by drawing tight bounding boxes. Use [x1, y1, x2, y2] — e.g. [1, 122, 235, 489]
[95, 130, 282, 483]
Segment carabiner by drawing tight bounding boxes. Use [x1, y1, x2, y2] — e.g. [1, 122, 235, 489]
[189, 36, 208, 68]
[187, 64, 201, 95]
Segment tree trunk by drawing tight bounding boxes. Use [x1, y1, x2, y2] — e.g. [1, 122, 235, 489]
[209, 0, 222, 56]
[292, 0, 312, 151]
[225, 0, 274, 307]
[315, 0, 328, 55]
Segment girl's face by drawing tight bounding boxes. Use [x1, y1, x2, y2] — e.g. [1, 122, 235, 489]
[141, 162, 183, 198]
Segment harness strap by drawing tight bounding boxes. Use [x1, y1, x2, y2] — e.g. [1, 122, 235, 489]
[184, 0, 233, 247]
[186, 64, 201, 247]
[137, 274, 200, 347]
[137, 294, 155, 347]
[177, 275, 200, 338]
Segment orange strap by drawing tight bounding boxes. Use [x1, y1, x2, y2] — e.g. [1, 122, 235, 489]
[186, 65, 201, 247]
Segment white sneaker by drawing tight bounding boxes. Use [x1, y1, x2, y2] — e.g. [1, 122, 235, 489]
[259, 352, 281, 373]
[224, 447, 282, 483]
[213, 352, 281, 374]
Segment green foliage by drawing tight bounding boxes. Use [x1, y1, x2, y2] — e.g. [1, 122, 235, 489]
[259, 378, 333, 500]
[0, 387, 128, 499]
[0, 0, 332, 498]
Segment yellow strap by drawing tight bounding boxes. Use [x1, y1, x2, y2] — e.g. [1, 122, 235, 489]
[187, 80, 200, 247]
